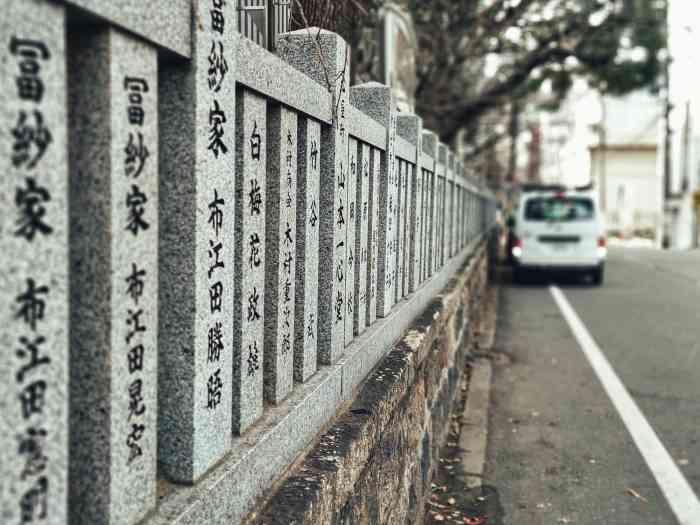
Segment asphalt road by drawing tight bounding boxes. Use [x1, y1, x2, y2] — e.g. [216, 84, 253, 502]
[484, 248, 700, 524]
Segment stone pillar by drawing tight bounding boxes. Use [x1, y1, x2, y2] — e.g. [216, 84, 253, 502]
[354, 142, 371, 336]
[464, 186, 469, 245]
[422, 131, 437, 280]
[460, 166, 467, 249]
[395, 159, 407, 302]
[420, 166, 429, 284]
[294, 117, 321, 383]
[264, 106, 297, 404]
[345, 137, 358, 345]
[468, 188, 474, 243]
[158, 0, 236, 482]
[393, 160, 402, 303]
[452, 173, 459, 257]
[277, 29, 349, 365]
[469, 181, 475, 245]
[455, 166, 463, 251]
[447, 153, 455, 259]
[1, 1, 69, 522]
[398, 115, 422, 294]
[233, 89, 266, 433]
[402, 160, 411, 297]
[350, 83, 398, 319]
[367, 147, 381, 327]
[460, 179, 467, 248]
[67, 27, 158, 523]
[437, 144, 448, 270]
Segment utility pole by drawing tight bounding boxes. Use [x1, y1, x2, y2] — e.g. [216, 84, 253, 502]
[507, 98, 520, 184]
[599, 94, 607, 213]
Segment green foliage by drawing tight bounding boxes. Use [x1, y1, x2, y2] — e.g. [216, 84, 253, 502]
[408, 0, 667, 142]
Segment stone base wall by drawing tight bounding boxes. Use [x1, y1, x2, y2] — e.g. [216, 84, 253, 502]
[246, 243, 489, 525]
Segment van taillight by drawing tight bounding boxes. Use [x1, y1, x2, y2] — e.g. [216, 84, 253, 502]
[597, 236, 606, 247]
[514, 237, 523, 247]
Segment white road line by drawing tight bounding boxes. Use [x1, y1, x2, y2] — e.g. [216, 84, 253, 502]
[550, 285, 700, 525]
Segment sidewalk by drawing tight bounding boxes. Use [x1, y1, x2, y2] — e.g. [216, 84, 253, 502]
[423, 283, 501, 525]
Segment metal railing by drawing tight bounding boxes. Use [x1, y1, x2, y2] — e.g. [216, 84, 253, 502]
[237, 0, 291, 51]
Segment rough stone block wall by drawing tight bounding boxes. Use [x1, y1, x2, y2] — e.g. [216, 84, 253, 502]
[246, 244, 489, 525]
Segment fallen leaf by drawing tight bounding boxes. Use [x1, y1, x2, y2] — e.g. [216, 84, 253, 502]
[463, 517, 486, 525]
[448, 497, 456, 505]
[435, 513, 445, 522]
[557, 518, 571, 524]
[678, 458, 690, 466]
[625, 488, 649, 503]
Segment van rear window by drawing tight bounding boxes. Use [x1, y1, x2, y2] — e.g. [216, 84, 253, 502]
[524, 197, 594, 222]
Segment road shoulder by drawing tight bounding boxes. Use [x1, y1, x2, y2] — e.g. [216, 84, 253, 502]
[482, 278, 674, 525]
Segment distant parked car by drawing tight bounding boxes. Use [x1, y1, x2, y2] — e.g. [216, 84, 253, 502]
[510, 186, 607, 285]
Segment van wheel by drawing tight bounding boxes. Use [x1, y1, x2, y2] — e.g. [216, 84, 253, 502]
[591, 266, 604, 285]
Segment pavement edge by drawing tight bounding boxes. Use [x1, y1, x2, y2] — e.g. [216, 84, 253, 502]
[460, 358, 493, 489]
[459, 283, 499, 489]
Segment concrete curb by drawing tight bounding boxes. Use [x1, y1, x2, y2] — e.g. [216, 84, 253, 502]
[458, 282, 498, 489]
[460, 358, 493, 489]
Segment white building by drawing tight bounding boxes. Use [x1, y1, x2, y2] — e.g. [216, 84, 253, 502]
[536, 84, 663, 242]
[661, 0, 700, 249]
[590, 92, 663, 240]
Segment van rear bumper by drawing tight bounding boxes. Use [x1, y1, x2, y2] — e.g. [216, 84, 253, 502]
[515, 259, 603, 272]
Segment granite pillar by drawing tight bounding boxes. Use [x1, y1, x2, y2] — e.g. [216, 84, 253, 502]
[354, 142, 370, 336]
[1, 1, 69, 522]
[436, 144, 447, 269]
[420, 167, 429, 284]
[294, 117, 321, 383]
[67, 27, 158, 524]
[264, 105, 297, 404]
[277, 29, 350, 365]
[394, 159, 406, 302]
[158, 0, 236, 481]
[367, 146, 381, 327]
[417, 168, 425, 287]
[350, 83, 398, 319]
[452, 156, 456, 259]
[345, 137, 358, 345]
[455, 165, 463, 250]
[233, 89, 266, 433]
[400, 160, 411, 298]
[422, 131, 437, 280]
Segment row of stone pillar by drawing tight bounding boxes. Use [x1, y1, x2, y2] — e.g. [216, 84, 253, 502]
[0, 2, 492, 524]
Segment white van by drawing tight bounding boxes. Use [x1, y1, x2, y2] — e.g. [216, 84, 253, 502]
[510, 187, 607, 284]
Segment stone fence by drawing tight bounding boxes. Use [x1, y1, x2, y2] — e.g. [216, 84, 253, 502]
[0, 2, 497, 524]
